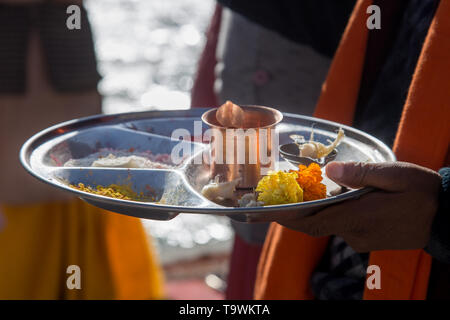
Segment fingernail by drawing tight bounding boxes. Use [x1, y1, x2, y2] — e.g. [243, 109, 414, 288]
[326, 161, 344, 180]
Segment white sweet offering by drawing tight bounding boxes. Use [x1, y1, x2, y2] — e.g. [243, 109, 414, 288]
[63, 148, 173, 169]
[91, 154, 171, 169]
[291, 128, 345, 159]
[237, 193, 264, 208]
[201, 176, 241, 201]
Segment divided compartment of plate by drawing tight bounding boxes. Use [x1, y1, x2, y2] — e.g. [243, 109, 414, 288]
[36, 125, 193, 168]
[25, 120, 217, 220]
[48, 167, 217, 220]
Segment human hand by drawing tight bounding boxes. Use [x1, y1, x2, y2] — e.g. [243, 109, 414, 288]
[276, 161, 442, 252]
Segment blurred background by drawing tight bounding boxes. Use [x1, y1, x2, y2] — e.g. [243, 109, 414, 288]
[86, 0, 212, 113]
[85, 0, 232, 299]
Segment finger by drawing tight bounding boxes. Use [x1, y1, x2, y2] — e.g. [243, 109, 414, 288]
[325, 161, 439, 192]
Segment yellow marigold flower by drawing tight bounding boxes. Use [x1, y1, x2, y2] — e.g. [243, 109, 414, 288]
[256, 171, 303, 205]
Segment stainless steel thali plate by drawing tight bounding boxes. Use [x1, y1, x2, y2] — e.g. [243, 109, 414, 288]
[20, 108, 395, 222]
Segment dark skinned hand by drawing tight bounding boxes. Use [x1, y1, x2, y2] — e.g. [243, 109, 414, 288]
[276, 161, 442, 252]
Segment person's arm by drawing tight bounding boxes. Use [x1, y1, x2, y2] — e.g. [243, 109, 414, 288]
[217, 0, 355, 57]
[425, 167, 450, 263]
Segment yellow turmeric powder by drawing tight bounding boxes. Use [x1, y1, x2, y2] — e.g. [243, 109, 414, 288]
[70, 183, 154, 202]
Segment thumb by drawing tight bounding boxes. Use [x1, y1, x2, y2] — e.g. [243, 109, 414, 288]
[325, 161, 416, 192]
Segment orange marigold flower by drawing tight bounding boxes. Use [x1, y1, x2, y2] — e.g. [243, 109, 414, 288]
[289, 163, 326, 201]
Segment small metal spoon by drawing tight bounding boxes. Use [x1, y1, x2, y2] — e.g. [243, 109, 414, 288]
[279, 143, 338, 167]
[216, 101, 245, 128]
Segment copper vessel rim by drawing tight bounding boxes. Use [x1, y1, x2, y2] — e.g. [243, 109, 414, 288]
[201, 105, 283, 130]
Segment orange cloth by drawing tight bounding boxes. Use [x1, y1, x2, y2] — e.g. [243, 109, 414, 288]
[255, 0, 450, 300]
[0, 199, 164, 299]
